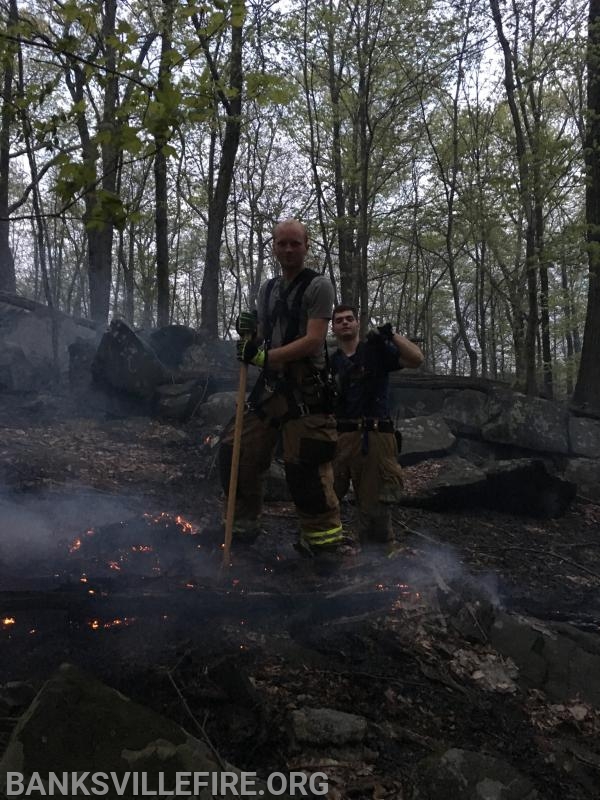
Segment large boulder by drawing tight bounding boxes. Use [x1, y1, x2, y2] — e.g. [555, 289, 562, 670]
[402, 457, 575, 518]
[563, 458, 600, 501]
[0, 663, 289, 799]
[0, 297, 97, 390]
[489, 611, 600, 707]
[397, 414, 456, 464]
[568, 415, 600, 459]
[198, 391, 240, 426]
[148, 324, 201, 368]
[442, 389, 491, 436]
[482, 391, 570, 455]
[411, 748, 538, 800]
[92, 319, 172, 399]
[154, 378, 217, 420]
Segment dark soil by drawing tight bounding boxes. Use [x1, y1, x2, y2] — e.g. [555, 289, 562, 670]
[1, 385, 599, 799]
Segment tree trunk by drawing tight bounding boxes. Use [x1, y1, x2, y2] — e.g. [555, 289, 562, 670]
[154, 0, 176, 328]
[199, 3, 245, 339]
[490, 0, 540, 394]
[0, 0, 17, 292]
[574, 0, 600, 411]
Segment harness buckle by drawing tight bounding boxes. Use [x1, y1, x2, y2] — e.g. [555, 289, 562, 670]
[297, 402, 310, 417]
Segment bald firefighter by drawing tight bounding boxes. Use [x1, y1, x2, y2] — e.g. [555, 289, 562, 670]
[219, 219, 342, 555]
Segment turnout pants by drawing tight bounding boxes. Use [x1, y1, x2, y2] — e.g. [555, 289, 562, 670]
[333, 429, 403, 543]
[219, 391, 342, 547]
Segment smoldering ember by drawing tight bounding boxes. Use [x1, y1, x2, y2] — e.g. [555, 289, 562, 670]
[1, 307, 600, 800]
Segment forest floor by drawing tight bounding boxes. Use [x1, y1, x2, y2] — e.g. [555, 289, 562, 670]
[1, 385, 600, 799]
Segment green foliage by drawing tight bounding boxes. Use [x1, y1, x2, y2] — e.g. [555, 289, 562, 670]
[86, 190, 128, 232]
[245, 72, 293, 106]
[55, 160, 97, 204]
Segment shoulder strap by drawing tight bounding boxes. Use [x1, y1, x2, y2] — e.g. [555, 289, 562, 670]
[262, 276, 279, 348]
[264, 268, 320, 347]
[282, 268, 319, 345]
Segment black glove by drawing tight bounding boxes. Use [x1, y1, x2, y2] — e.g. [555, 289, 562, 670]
[366, 329, 388, 349]
[235, 310, 258, 337]
[377, 323, 395, 341]
[236, 338, 266, 367]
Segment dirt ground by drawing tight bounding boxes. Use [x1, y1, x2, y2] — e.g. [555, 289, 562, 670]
[1, 386, 600, 799]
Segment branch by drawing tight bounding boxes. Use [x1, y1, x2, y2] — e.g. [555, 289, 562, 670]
[164, 668, 228, 771]
[0, 31, 154, 92]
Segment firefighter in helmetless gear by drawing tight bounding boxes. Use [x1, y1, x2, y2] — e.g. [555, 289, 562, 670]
[219, 219, 343, 554]
[330, 304, 424, 547]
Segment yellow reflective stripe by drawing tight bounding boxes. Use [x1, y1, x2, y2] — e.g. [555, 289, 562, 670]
[302, 525, 343, 546]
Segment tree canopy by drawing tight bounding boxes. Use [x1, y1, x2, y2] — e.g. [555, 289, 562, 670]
[0, 0, 596, 404]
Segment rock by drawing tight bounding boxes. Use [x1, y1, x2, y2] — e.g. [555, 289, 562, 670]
[148, 325, 201, 368]
[290, 707, 367, 746]
[411, 748, 539, 799]
[179, 341, 238, 390]
[154, 378, 216, 420]
[397, 414, 456, 464]
[483, 460, 576, 518]
[0, 297, 97, 390]
[482, 392, 569, 455]
[199, 391, 241, 426]
[92, 319, 172, 399]
[402, 456, 487, 509]
[68, 337, 97, 387]
[0, 681, 36, 711]
[442, 389, 490, 436]
[564, 458, 600, 501]
[389, 386, 447, 419]
[403, 457, 575, 518]
[0, 663, 288, 799]
[0, 342, 48, 390]
[568, 415, 600, 459]
[489, 612, 600, 706]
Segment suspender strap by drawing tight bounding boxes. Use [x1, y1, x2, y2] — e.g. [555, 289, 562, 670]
[262, 268, 319, 348]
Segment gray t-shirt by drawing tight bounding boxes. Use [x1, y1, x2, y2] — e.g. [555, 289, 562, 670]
[257, 271, 334, 370]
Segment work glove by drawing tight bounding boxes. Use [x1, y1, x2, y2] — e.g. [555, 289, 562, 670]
[236, 338, 267, 368]
[236, 310, 258, 337]
[377, 323, 395, 341]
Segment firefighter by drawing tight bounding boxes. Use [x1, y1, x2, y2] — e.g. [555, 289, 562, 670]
[219, 219, 342, 555]
[330, 304, 424, 547]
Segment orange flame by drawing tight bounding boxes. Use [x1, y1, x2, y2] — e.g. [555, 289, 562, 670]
[88, 617, 136, 631]
[2, 617, 16, 627]
[175, 515, 194, 534]
[142, 511, 196, 535]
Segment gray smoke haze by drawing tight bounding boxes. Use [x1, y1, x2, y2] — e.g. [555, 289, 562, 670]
[0, 488, 143, 570]
[382, 537, 503, 609]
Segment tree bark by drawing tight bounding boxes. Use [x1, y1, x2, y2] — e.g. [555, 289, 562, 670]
[0, 0, 17, 292]
[154, 0, 176, 328]
[198, 3, 245, 339]
[574, 0, 600, 411]
[490, 0, 539, 394]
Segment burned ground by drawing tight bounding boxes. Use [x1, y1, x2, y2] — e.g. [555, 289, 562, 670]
[0, 388, 599, 799]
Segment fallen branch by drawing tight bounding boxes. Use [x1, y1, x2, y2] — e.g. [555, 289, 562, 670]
[164, 669, 227, 770]
[502, 547, 600, 582]
[392, 516, 442, 545]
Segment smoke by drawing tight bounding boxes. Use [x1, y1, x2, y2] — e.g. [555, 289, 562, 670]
[385, 537, 503, 609]
[0, 488, 143, 573]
